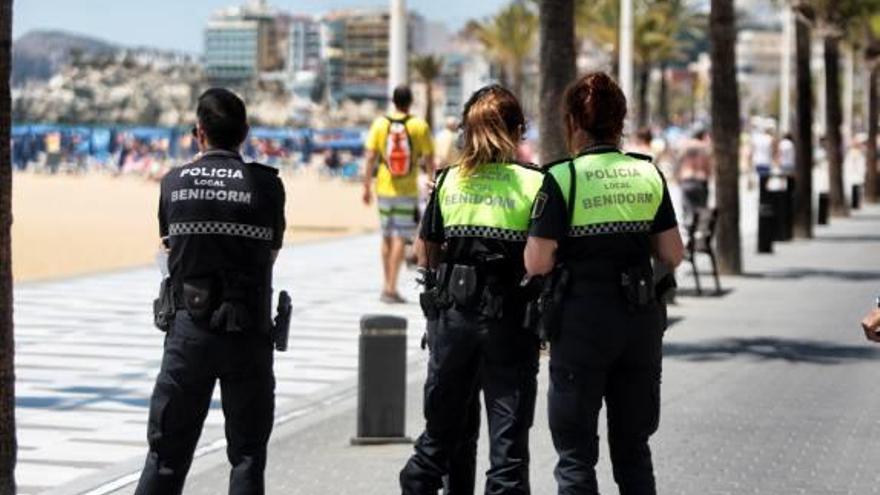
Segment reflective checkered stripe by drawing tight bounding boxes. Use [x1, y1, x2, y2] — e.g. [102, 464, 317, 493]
[569, 221, 652, 237]
[169, 221, 274, 241]
[444, 225, 527, 242]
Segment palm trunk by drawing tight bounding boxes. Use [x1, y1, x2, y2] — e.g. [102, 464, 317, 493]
[0, 0, 16, 492]
[793, 16, 813, 237]
[637, 64, 651, 127]
[425, 82, 434, 131]
[865, 65, 878, 203]
[824, 36, 848, 216]
[658, 62, 670, 127]
[710, 0, 742, 274]
[538, 0, 577, 163]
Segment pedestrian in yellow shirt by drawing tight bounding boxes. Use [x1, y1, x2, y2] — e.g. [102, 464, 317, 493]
[363, 86, 435, 303]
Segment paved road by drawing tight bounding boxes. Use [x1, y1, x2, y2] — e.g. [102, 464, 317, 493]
[14, 236, 427, 495]
[178, 205, 880, 494]
[10, 172, 832, 494]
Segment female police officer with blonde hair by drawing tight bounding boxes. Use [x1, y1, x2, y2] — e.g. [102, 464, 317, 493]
[399, 85, 544, 494]
[525, 72, 684, 494]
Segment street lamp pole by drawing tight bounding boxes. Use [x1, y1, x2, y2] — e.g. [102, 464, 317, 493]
[843, 45, 854, 146]
[780, 5, 793, 134]
[619, 0, 634, 129]
[389, 0, 408, 99]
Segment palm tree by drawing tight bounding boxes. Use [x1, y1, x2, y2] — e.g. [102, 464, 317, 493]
[811, 0, 871, 217]
[709, 0, 742, 274]
[572, 0, 697, 127]
[793, 6, 815, 238]
[867, 59, 879, 202]
[823, 36, 848, 216]
[472, 1, 539, 98]
[411, 55, 444, 130]
[863, 15, 880, 202]
[0, 0, 16, 492]
[538, 0, 577, 163]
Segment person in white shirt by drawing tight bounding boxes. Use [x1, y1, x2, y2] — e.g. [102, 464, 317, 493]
[751, 126, 774, 177]
[777, 133, 796, 176]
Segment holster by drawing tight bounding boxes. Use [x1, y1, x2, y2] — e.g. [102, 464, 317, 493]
[419, 288, 442, 321]
[620, 265, 656, 313]
[153, 277, 175, 332]
[538, 266, 570, 344]
[181, 278, 215, 322]
[418, 268, 448, 321]
[448, 264, 481, 309]
[654, 272, 677, 303]
[178, 275, 257, 334]
[273, 291, 292, 351]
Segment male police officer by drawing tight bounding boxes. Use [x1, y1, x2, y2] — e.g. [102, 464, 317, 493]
[136, 88, 286, 495]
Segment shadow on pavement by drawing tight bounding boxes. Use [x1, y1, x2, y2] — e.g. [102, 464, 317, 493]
[16, 385, 222, 411]
[811, 234, 880, 243]
[741, 268, 880, 281]
[664, 337, 880, 365]
[674, 288, 735, 298]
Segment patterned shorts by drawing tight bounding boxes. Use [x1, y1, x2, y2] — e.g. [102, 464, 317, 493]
[378, 196, 418, 239]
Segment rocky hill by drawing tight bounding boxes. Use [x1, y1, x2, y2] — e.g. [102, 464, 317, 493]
[11, 30, 381, 128]
[12, 30, 120, 86]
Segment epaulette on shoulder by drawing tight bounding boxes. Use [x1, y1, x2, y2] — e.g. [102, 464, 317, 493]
[542, 157, 573, 172]
[625, 151, 654, 163]
[248, 162, 280, 176]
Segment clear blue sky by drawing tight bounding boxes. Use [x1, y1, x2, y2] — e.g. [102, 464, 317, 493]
[14, 0, 508, 53]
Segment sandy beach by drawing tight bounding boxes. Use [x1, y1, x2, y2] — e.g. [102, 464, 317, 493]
[11, 170, 378, 282]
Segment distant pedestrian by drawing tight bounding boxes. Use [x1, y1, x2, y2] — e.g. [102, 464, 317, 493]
[434, 116, 459, 170]
[676, 129, 712, 222]
[629, 126, 654, 157]
[777, 133, 795, 176]
[362, 85, 435, 304]
[751, 124, 775, 177]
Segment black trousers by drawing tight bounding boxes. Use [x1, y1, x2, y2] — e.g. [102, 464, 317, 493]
[439, 334, 481, 495]
[401, 308, 540, 495]
[135, 311, 275, 495]
[548, 286, 663, 495]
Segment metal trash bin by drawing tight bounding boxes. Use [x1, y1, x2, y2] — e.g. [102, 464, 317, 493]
[757, 175, 776, 253]
[852, 184, 863, 210]
[817, 192, 830, 225]
[772, 175, 794, 242]
[350, 315, 412, 445]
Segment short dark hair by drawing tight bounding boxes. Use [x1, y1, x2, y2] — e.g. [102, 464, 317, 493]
[196, 88, 249, 150]
[636, 126, 653, 144]
[392, 85, 413, 110]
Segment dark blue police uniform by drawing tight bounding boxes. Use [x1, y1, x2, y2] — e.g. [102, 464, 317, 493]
[135, 149, 285, 495]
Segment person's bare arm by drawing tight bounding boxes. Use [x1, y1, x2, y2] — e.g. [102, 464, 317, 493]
[525, 237, 558, 277]
[415, 237, 442, 270]
[423, 153, 436, 182]
[651, 227, 685, 269]
[362, 150, 379, 205]
[861, 307, 880, 343]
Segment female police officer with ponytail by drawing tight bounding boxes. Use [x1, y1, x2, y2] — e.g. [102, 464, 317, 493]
[525, 72, 684, 495]
[399, 85, 543, 495]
